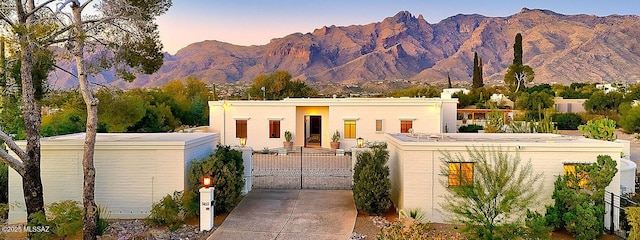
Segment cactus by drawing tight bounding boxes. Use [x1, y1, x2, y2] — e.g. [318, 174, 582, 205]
[578, 118, 617, 141]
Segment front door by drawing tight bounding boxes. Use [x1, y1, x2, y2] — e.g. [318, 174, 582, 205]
[305, 115, 321, 148]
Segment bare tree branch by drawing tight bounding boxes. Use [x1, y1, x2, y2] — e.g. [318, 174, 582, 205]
[53, 64, 78, 78]
[0, 130, 26, 175]
[25, 0, 56, 18]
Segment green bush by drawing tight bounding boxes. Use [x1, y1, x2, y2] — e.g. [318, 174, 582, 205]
[353, 143, 391, 215]
[146, 191, 187, 231]
[46, 200, 83, 238]
[458, 124, 483, 133]
[545, 155, 617, 239]
[552, 112, 582, 130]
[187, 145, 244, 214]
[620, 104, 640, 133]
[0, 161, 6, 203]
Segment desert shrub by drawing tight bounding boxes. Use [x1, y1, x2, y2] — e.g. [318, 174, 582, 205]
[399, 208, 425, 222]
[46, 200, 83, 238]
[0, 203, 7, 220]
[187, 145, 244, 214]
[96, 205, 110, 236]
[628, 207, 640, 239]
[578, 118, 617, 141]
[27, 211, 51, 240]
[522, 210, 552, 239]
[552, 112, 582, 130]
[458, 124, 483, 133]
[181, 190, 199, 218]
[377, 218, 464, 240]
[353, 142, 391, 216]
[147, 191, 187, 231]
[0, 161, 7, 203]
[545, 155, 617, 240]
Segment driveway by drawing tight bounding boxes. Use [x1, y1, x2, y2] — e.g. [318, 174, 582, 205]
[208, 189, 357, 240]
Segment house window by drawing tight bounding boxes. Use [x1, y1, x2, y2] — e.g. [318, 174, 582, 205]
[236, 120, 247, 138]
[375, 120, 383, 132]
[448, 162, 474, 186]
[563, 163, 590, 188]
[400, 120, 413, 133]
[344, 120, 356, 139]
[269, 120, 280, 138]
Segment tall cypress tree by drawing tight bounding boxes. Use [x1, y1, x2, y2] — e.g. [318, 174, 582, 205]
[513, 33, 523, 66]
[447, 72, 453, 88]
[472, 52, 483, 88]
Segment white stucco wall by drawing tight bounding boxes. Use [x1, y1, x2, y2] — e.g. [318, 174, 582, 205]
[386, 133, 625, 224]
[8, 133, 217, 223]
[209, 98, 458, 149]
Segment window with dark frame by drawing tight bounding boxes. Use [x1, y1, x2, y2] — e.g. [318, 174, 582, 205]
[269, 120, 280, 138]
[375, 120, 383, 132]
[400, 120, 413, 133]
[448, 162, 474, 186]
[236, 120, 247, 138]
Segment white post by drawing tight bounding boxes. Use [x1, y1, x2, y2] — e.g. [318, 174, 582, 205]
[199, 187, 214, 232]
[241, 147, 253, 195]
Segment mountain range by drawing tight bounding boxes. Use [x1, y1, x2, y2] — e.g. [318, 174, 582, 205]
[50, 8, 640, 89]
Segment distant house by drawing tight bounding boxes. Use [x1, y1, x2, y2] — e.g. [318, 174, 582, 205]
[208, 98, 457, 149]
[8, 133, 218, 223]
[385, 132, 634, 230]
[554, 97, 587, 113]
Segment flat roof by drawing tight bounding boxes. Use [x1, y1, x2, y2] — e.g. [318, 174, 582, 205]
[43, 133, 215, 142]
[389, 133, 618, 145]
[209, 97, 457, 107]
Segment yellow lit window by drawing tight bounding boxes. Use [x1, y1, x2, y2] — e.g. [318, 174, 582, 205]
[401, 120, 413, 133]
[563, 163, 589, 188]
[448, 162, 474, 186]
[344, 120, 356, 139]
[376, 120, 383, 132]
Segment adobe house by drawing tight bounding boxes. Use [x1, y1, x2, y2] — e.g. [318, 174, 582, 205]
[208, 97, 458, 149]
[8, 132, 218, 223]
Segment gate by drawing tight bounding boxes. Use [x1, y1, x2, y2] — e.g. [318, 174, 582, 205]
[604, 190, 637, 238]
[252, 147, 352, 189]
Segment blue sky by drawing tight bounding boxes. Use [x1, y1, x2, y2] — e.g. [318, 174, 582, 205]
[156, 1, 640, 54]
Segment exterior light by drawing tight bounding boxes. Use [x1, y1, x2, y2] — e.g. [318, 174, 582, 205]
[202, 176, 212, 188]
[357, 137, 364, 147]
[239, 137, 247, 147]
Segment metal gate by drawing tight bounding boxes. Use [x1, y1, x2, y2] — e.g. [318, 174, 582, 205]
[252, 147, 352, 189]
[605, 191, 637, 238]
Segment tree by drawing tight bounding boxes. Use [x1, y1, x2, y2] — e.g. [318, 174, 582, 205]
[439, 146, 543, 239]
[516, 91, 554, 120]
[584, 90, 624, 115]
[619, 103, 640, 133]
[447, 72, 452, 88]
[504, 33, 535, 92]
[353, 143, 392, 216]
[247, 70, 318, 100]
[0, 2, 57, 235]
[472, 52, 484, 89]
[1, 1, 171, 238]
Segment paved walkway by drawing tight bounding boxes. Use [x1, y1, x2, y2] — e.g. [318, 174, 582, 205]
[208, 189, 357, 240]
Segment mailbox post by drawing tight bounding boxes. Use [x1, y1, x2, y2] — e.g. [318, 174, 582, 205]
[199, 176, 214, 232]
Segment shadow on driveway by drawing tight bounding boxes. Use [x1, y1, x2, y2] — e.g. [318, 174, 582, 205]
[208, 189, 357, 240]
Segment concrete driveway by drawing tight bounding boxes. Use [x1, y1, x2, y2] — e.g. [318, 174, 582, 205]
[208, 189, 357, 240]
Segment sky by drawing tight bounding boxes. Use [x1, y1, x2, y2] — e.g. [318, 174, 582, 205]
[156, 1, 640, 54]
